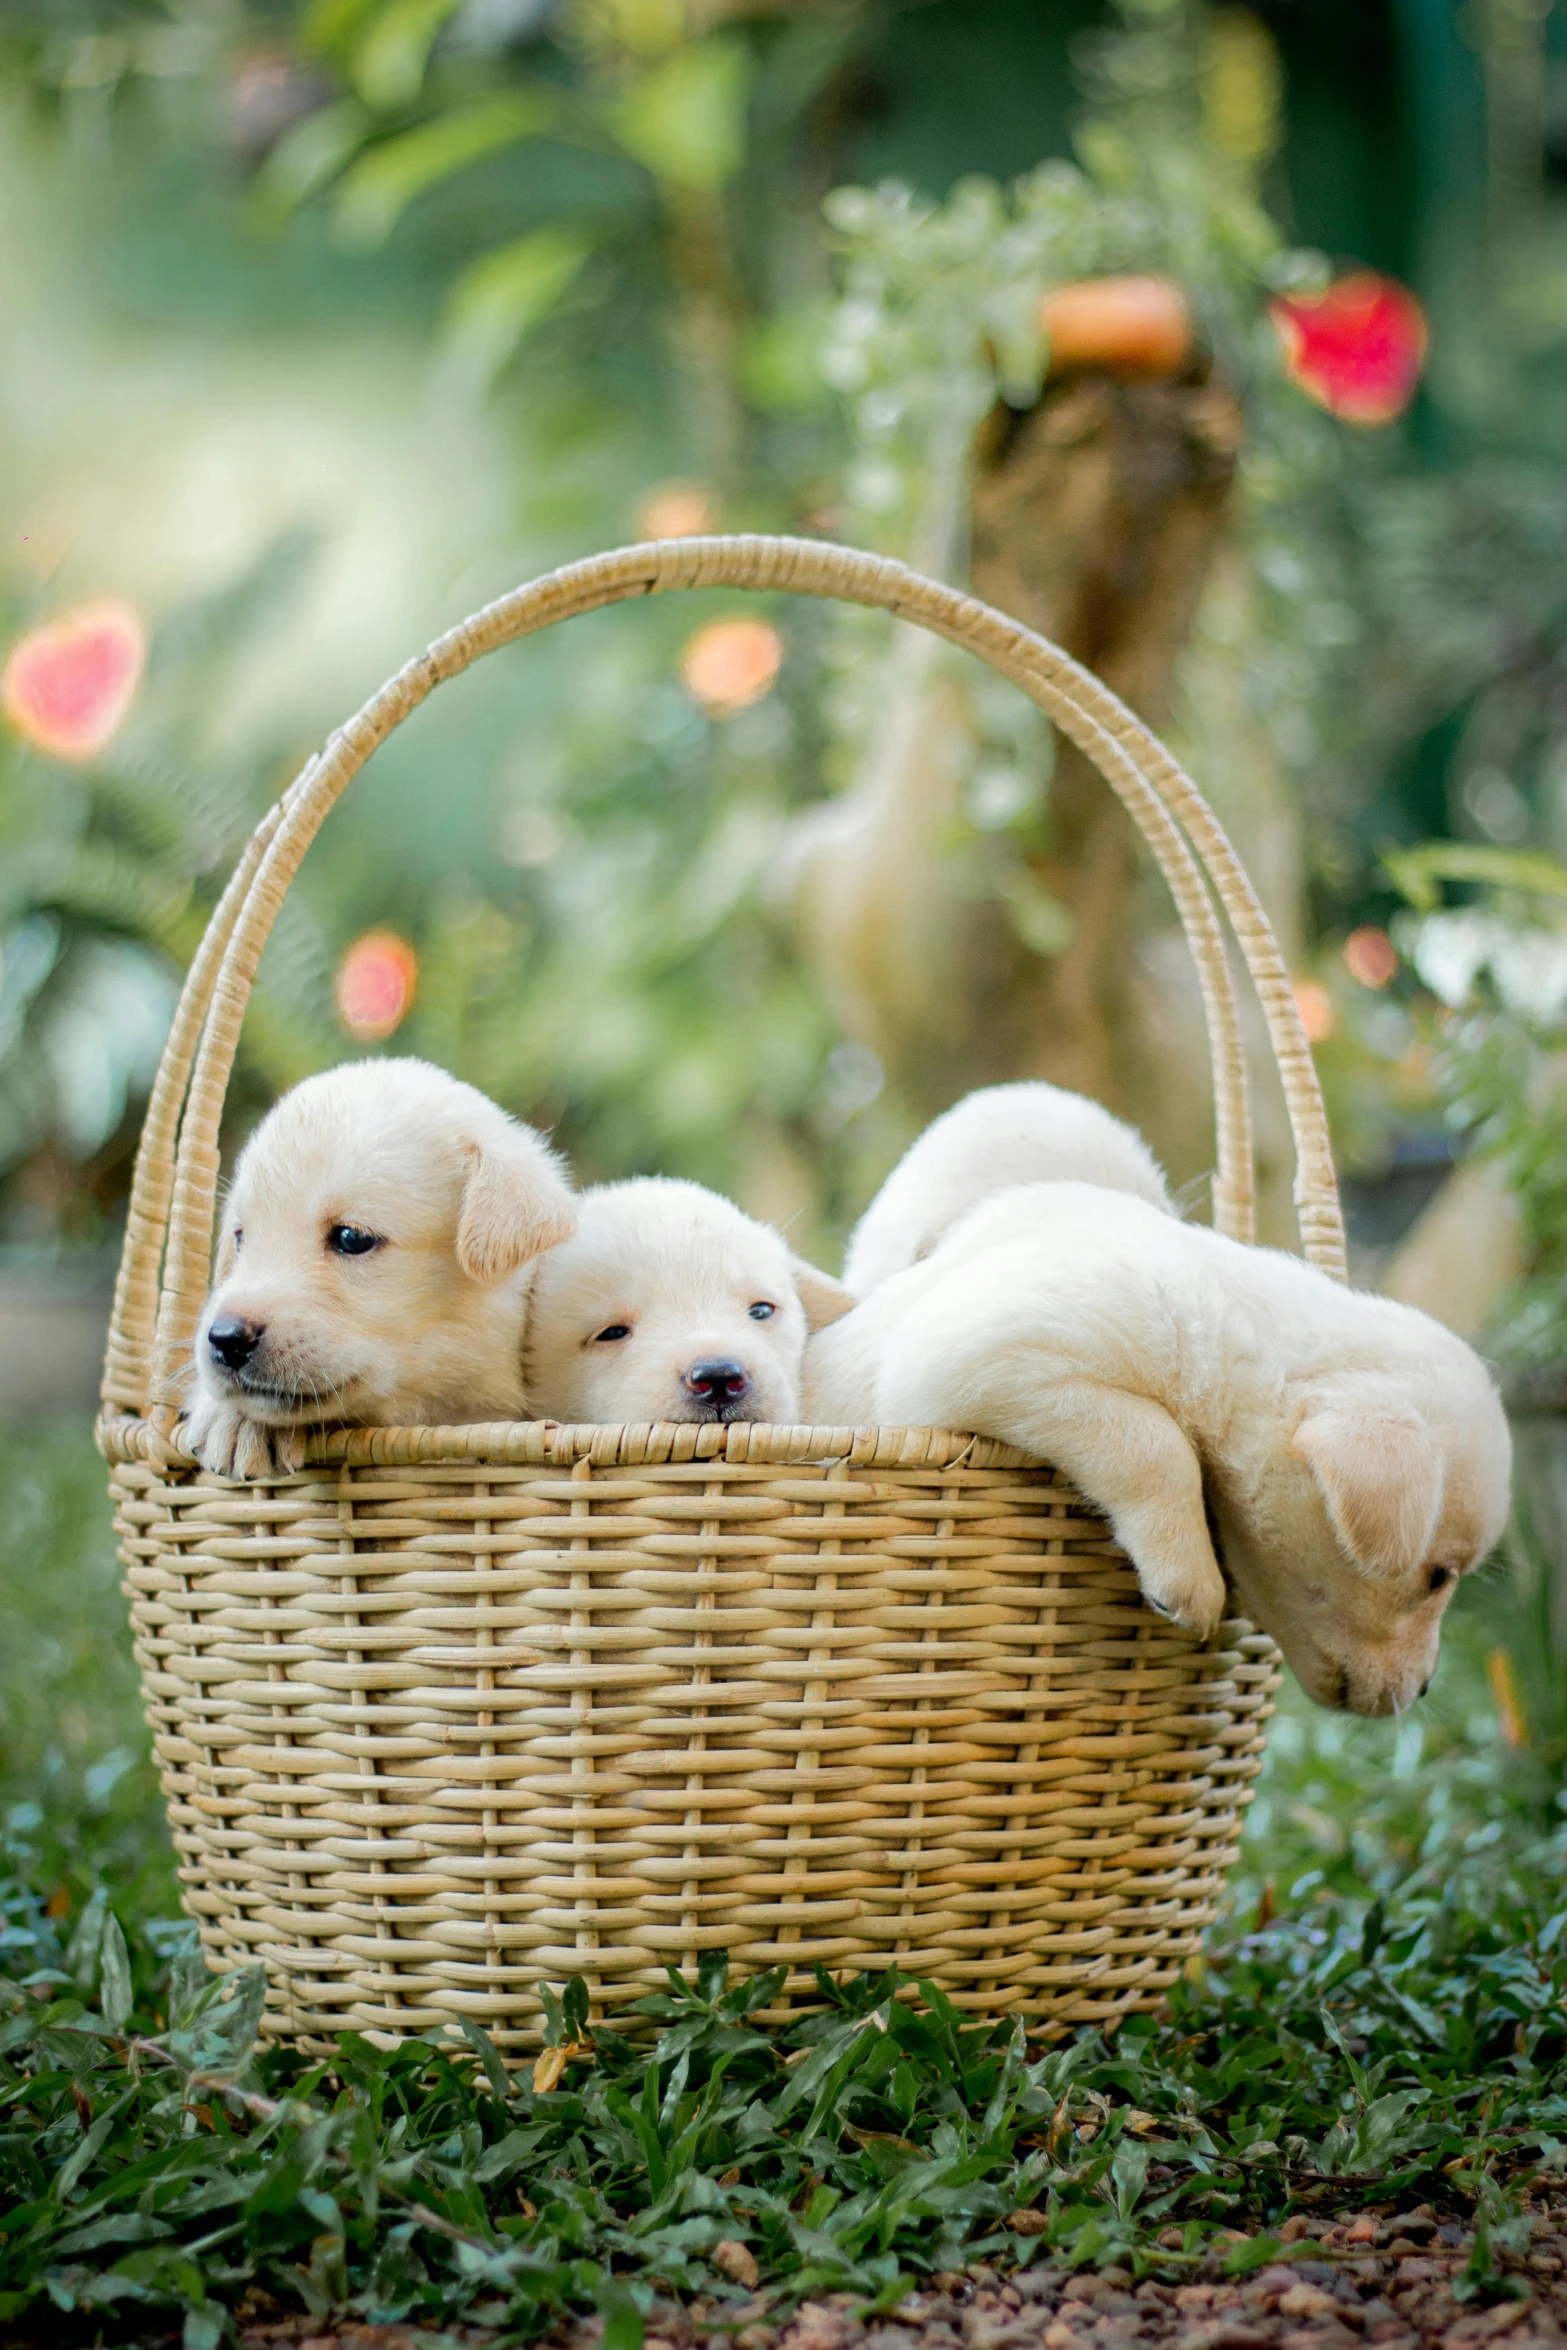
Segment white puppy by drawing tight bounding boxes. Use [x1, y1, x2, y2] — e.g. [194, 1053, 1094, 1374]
[524, 1177, 851, 1426]
[810, 1163, 1510, 1718]
[844, 1079, 1173, 1293]
[185, 1058, 576, 1478]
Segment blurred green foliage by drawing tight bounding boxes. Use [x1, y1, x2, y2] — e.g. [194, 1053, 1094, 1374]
[0, 0, 1565, 1277]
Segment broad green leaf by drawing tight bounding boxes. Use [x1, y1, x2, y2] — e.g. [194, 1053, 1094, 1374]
[183, 2308, 224, 2350]
[445, 227, 595, 383]
[456, 2011, 512, 2103]
[612, 38, 751, 194]
[249, 98, 373, 226]
[333, 91, 558, 247]
[597, 2275, 647, 2350]
[301, 0, 382, 50]
[98, 1914, 132, 2036]
[1383, 839, 1567, 913]
[350, 0, 468, 110]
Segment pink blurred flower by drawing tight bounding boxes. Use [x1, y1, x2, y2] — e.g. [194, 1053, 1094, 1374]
[1, 599, 146, 762]
[336, 930, 418, 1040]
[680, 618, 782, 717]
[1270, 272, 1428, 426]
[1343, 926, 1398, 989]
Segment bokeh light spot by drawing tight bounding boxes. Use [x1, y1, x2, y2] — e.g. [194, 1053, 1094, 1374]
[638, 482, 716, 540]
[336, 930, 419, 1040]
[1, 599, 146, 763]
[1343, 926, 1398, 989]
[679, 617, 783, 717]
[1293, 978, 1337, 1044]
[1040, 275, 1193, 378]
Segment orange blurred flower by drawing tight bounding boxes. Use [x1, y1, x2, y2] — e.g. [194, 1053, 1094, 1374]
[679, 617, 782, 717]
[1040, 275, 1193, 378]
[638, 482, 716, 540]
[1, 598, 146, 762]
[1343, 926, 1398, 989]
[1293, 978, 1336, 1043]
[1270, 272, 1427, 425]
[336, 930, 419, 1040]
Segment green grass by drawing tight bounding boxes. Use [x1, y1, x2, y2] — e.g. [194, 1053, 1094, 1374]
[2, 1422, 1565, 2344]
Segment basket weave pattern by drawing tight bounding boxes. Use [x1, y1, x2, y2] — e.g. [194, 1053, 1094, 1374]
[97, 537, 1335, 2047]
[107, 1426, 1279, 2045]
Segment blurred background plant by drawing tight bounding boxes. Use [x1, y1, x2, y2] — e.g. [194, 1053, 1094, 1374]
[1, 0, 1567, 1841]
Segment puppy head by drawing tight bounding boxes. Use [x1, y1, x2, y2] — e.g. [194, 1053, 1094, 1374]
[1213, 1349, 1511, 1715]
[523, 1177, 852, 1426]
[195, 1058, 576, 1432]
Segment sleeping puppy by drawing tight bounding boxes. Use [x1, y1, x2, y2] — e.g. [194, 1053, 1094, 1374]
[845, 1079, 1173, 1293]
[184, 1058, 576, 1478]
[524, 1177, 851, 1425]
[809, 1171, 1510, 1719]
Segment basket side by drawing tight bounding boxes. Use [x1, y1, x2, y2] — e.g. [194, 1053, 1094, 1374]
[107, 1436, 1280, 2051]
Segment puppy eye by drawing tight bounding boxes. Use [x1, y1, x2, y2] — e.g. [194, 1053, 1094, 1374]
[748, 1301, 776, 1321]
[327, 1224, 382, 1258]
[232, 1229, 242, 1253]
[593, 1323, 632, 1343]
[1427, 1565, 1455, 1594]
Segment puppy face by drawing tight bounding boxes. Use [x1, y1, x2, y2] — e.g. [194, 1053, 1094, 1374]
[524, 1178, 852, 1426]
[1212, 1366, 1512, 1714]
[187, 1059, 575, 1474]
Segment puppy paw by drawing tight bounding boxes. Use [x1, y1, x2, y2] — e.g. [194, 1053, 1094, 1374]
[1135, 1551, 1227, 1640]
[182, 1396, 301, 1480]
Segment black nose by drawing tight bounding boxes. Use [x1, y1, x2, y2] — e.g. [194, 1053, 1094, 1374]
[685, 1358, 750, 1403]
[208, 1315, 263, 1371]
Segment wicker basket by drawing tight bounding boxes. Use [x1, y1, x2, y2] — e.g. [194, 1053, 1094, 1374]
[97, 536, 1345, 2052]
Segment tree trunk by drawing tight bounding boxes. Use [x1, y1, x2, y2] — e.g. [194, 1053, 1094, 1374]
[788, 369, 1247, 1164]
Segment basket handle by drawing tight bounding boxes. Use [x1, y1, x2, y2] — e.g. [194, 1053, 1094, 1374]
[99, 537, 1344, 1431]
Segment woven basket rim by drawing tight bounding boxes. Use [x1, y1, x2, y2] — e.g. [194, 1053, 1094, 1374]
[96, 1410, 1039, 1473]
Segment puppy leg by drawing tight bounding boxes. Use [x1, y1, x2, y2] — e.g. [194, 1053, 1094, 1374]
[1033, 1384, 1227, 1637]
[183, 1393, 308, 1480]
[887, 1351, 1225, 1636]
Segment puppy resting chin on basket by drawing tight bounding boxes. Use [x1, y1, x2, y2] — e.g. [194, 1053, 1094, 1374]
[807, 1082, 1512, 1718]
[523, 1177, 852, 1426]
[184, 1058, 577, 1479]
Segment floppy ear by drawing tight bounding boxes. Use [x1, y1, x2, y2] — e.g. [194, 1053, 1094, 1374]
[1293, 1389, 1445, 1576]
[457, 1131, 577, 1282]
[791, 1254, 855, 1332]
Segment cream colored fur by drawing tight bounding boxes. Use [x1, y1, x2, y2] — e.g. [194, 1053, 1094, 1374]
[524, 1177, 851, 1427]
[185, 1058, 576, 1478]
[811, 1106, 1511, 1715]
[844, 1079, 1172, 1294]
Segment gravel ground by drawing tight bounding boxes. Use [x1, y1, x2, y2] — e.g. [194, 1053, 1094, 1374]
[221, 2202, 1567, 2350]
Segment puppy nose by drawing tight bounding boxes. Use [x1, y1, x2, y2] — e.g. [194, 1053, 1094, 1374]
[684, 1358, 750, 1403]
[208, 1315, 263, 1371]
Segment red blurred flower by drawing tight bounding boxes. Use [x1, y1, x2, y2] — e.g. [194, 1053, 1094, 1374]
[1270, 271, 1427, 426]
[1, 598, 146, 762]
[336, 930, 418, 1040]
